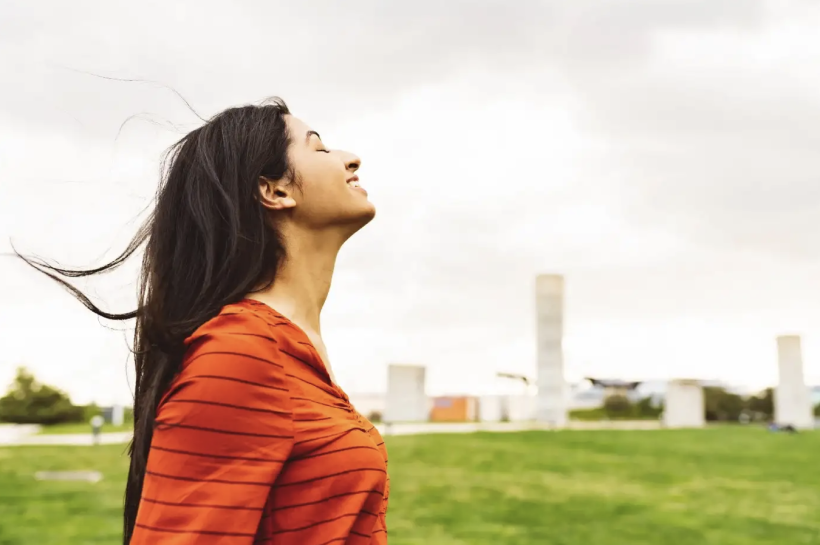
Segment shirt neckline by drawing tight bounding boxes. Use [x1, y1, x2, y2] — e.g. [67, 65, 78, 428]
[238, 298, 348, 400]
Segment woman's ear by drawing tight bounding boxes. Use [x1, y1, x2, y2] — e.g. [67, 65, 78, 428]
[258, 176, 297, 211]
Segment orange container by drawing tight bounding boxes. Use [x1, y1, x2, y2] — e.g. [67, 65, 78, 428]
[429, 396, 478, 422]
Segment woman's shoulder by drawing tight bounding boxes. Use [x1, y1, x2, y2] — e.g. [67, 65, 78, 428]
[183, 299, 297, 358]
[157, 300, 296, 429]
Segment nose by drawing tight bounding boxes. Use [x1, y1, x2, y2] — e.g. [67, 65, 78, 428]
[344, 152, 361, 173]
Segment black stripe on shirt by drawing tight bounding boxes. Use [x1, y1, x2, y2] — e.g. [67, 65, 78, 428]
[275, 468, 387, 489]
[145, 470, 271, 487]
[136, 523, 255, 537]
[154, 421, 293, 439]
[150, 444, 287, 463]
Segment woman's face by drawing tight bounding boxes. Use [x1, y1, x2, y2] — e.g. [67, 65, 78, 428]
[264, 115, 375, 233]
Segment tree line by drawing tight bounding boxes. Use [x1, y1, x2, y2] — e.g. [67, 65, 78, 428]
[572, 386, 820, 422]
[2, 366, 818, 425]
[0, 366, 132, 425]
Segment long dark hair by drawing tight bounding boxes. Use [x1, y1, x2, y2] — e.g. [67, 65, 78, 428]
[16, 98, 296, 544]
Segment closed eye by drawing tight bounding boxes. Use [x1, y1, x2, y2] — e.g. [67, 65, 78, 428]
[307, 131, 331, 153]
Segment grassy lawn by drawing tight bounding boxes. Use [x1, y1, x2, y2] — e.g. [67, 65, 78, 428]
[569, 407, 659, 421]
[36, 423, 132, 435]
[1, 428, 818, 544]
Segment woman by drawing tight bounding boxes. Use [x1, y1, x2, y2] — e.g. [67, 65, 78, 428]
[23, 98, 389, 544]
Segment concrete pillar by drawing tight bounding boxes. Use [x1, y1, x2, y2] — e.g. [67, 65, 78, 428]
[111, 404, 125, 427]
[663, 379, 705, 428]
[508, 394, 537, 422]
[384, 364, 428, 423]
[478, 395, 502, 422]
[535, 274, 568, 427]
[775, 335, 814, 429]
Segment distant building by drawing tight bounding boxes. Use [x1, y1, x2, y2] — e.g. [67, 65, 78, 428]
[98, 405, 128, 426]
[810, 386, 820, 407]
[585, 378, 642, 398]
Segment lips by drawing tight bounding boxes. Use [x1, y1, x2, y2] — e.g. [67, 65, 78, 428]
[347, 175, 367, 195]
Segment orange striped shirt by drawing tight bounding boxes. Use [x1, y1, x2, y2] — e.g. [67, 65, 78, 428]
[131, 299, 389, 544]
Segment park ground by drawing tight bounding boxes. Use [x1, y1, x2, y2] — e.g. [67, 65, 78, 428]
[34, 422, 132, 435]
[1, 428, 819, 544]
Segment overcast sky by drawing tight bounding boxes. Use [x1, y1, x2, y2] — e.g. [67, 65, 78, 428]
[2, 0, 819, 405]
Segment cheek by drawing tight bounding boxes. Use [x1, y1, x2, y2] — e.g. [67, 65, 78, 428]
[297, 155, 343, 191]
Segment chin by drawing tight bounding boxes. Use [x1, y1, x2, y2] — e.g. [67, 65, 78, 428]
[351, 203, 376, 230]
[342, 202, 376, 236]
[360, 201, 377, 222]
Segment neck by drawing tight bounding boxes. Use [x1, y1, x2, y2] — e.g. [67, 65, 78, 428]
[252, 227, 345, 335]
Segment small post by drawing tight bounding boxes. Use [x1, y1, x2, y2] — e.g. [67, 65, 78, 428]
[90, 415, 104, 445]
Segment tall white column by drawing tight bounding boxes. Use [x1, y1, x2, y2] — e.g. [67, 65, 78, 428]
[775, 335, 814, 429]
[384, 364, 428, 423]
[535, 274, 568, 427]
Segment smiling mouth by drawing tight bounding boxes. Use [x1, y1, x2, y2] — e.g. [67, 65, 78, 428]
[347, 176, 365, 192]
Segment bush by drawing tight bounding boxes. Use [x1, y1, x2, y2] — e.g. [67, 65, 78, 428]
[635, 396, 663, 418]
[704, 387, 745, 422]
[746, 388, 774, 420]
[570, 396, 661, 421]
[603, 395, 633, 418]
[83, 403, 102, 422]
[569, 408, 608, 421]
[0, 367, 84, 425]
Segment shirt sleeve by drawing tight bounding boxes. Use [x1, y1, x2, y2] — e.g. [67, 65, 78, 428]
[130, 313, 294, 544]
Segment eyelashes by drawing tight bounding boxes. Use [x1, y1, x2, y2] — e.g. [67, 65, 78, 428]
[318, 149, 331, 154]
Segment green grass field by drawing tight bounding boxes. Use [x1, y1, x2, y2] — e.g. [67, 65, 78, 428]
[1, 428, 819, 544]
[35, 423, 132, 435]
